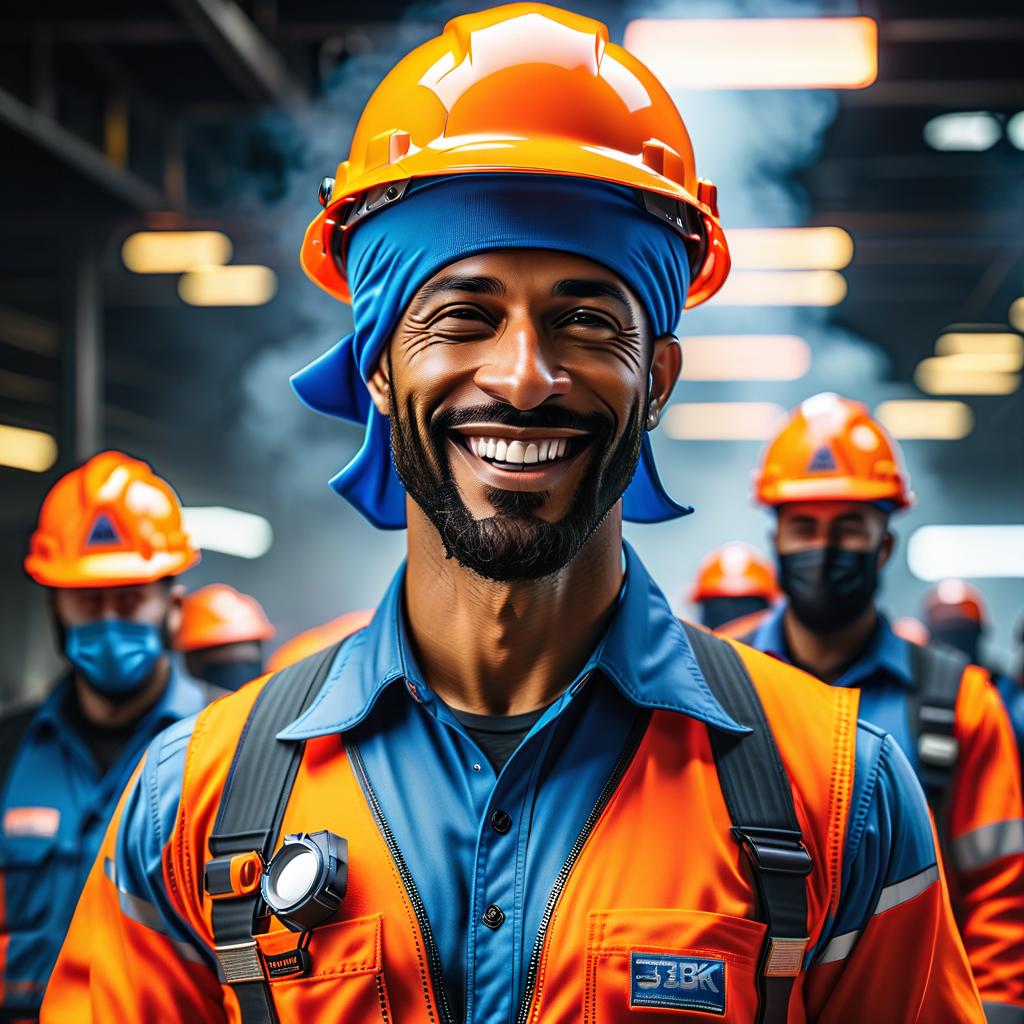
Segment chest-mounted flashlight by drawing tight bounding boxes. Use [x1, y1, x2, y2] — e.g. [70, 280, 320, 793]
[261, 830, 348, 932]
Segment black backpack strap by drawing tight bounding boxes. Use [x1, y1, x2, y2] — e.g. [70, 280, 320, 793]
[683, 624, 812, 1024]
[0, 705, 39, 800]
[205, 641, 341, 1023]
[908, 643, 967, 813]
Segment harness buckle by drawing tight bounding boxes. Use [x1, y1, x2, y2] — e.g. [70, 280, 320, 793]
[764, 937, 810, 977]
[918, 732, 959, 767]
[214, 939, 265, 984]
[732, 827, 813, 876]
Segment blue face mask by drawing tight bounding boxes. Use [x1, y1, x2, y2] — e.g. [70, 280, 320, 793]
[64, 620, 165, 698]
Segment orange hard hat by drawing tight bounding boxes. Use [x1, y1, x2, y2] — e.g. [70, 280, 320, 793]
[924, 579, 987, 626]
[754, 393, 913, 509]
[24, 451, 199, 588]
[176, 584, 275, 652]
[691, 543, 779, 602]
[300, 3, 729, 310]
[266, 609, 375, 673]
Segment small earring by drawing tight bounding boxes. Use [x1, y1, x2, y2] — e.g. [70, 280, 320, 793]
[646, 400, 660, 430]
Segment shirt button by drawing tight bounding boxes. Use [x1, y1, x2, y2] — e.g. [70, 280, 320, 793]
[482, 904, 505, 929]
[490, 810, 512, 834]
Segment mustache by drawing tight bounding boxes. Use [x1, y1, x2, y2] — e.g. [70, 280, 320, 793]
[431, 403, 614, 436]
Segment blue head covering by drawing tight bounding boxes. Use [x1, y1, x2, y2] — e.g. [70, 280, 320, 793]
[292, 173, 692, 529]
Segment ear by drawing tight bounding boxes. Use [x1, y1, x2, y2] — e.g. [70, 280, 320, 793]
[165, 583, 186, 638]
[366, 356, 392, 418]
[878, 529, 896, 570]
[646, 333, 682, 430]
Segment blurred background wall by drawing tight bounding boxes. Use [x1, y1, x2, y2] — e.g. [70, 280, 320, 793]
[1, 0, 1022, 703]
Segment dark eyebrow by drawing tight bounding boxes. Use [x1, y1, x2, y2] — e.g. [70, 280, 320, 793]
[414, 275, 505, 304]
[552, 278, 632, 308]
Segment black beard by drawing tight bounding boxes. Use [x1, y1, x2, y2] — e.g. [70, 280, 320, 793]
[389, 391, 646, 582]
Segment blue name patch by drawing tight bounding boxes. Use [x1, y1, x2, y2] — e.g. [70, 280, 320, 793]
[630, 953, 726, 1015]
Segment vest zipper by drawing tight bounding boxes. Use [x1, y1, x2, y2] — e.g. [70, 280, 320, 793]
[347, 741, 456, 1024]
[514, 710, 650, 1024]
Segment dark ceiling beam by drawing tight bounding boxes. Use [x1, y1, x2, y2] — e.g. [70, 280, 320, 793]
[0, 87, 170, 211]
[842, 79, 1024, 108]
[166, 0, 306, 105]
[880, 19, 1024, 43]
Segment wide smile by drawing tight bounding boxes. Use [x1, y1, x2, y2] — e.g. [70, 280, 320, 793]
[448, 425, 593, 491]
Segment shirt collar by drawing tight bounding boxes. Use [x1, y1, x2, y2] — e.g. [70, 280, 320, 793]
[32, 660, 208, 738]
[279, 543, 747, 740]
[752, 602, 913, 689]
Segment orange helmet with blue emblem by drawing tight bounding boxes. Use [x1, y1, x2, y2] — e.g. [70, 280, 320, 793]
[24, 451, 199, 588]
[691, 543, 779, 603]
[753, 393, 913, 510]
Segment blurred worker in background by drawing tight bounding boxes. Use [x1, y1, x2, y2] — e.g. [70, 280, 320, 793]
[689, 541, 778, 633]
[891, 616, 930, 646]
[48, 8, 982, 1022]
[265, 608, 372, 673]
[0, 451, 222, 1021]
[744, 392, 1024, 1017]
[176, 583, 275, 691]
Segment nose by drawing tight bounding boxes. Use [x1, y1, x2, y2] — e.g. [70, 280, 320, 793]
[473, 317, 571, 410]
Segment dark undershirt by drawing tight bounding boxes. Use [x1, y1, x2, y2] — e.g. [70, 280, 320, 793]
[449, 704, 549, 773]
[62, 690, 145, 776]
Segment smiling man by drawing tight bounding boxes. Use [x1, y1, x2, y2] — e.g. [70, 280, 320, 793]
[45, 7, 983, 1023]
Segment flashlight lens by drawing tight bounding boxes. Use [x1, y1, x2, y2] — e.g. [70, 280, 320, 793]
[271, 847, 319, 905]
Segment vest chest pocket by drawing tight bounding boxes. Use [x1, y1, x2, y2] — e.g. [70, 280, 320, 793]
[584, 908, 767, 1022]
[0, 833, 58, 934]
[252, 913, 391, 1022]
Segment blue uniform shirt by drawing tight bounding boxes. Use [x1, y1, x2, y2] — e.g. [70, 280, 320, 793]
[0, 665, 216, 1014]
[110, 549, 944, 1024]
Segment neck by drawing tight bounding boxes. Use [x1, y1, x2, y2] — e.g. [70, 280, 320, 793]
[782, 603, 878, 684]
[73, 655, 170, 729]
[404, 501, 624, 715]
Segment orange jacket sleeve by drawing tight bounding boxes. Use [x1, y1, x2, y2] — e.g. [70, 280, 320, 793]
[40, 722, 225, 1024]
[945, 666, 1024, 1013]
[805, 725, 984, 1021]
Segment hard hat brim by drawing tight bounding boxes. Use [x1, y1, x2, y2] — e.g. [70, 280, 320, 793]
[758, 476, 913, 509]
[24, 549, 200, 589]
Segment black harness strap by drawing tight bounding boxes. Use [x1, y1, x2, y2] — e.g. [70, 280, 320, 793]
[206, 641, 341, 1023]
[908, 642, 967, 814]
[683, 625, 812, 1024]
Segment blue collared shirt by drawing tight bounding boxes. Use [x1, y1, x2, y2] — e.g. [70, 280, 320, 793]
[752, 603, 922, 771]
[0, 664, 215, 1014]
[278, 545, 746, 1022]
[108, 550, 944, 1024]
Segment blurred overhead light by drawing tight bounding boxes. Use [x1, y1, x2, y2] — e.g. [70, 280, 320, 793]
[922, 351, 1023, 373]
[1007, 111, 1024, 150]
[874, 400, 973, 440]
[711, 271, 847, 307]
[914, 357, 1020, 395]
[624, 18, 877, 89]
[923, 112, 1001, 152]
[680, 335, 811, 381]
[122, 231, 232, 274]
[728, 228, 853, 270]
[182, 507, 273, 559]
[178, 265, 278, 307]
[0, 424, 57, 472]
[664, 402, 787, 441]
[935, 331, 1023, 359]
[1008, 299, 1024, 332]
[908, 525, 1024, 581]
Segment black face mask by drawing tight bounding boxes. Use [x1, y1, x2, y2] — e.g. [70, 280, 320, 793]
[777, 546, 881, 634]
[699, 596, 771, 631]
[928, 618, 982, 663]
[197, 660, 263, 693]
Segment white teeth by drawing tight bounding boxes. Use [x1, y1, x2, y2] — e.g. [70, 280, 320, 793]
[466, 435, 574, 465]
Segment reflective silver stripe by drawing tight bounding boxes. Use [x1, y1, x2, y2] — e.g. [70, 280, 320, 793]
[104, 857, 116, 885]
[816, 929, 860, 965]
[116, 882, 207, 964]
[952, 819, 1024, 873]
[874, 864, 940, 915]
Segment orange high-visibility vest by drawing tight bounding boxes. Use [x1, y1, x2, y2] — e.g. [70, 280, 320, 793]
[164, 638, 858, 1023]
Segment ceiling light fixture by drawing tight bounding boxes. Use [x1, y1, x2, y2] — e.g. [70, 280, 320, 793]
[728, 228, 854, 271]
[908, 525, 1024, 581]
[178, 266, 278, 307]
[663, 402, 788, 441]
[710, 270, 847, 307]
[0, 424, 58, 472]
[122, 231, 233, 274]
[874, 400, 973, 440]
[923, 112, 1002, 152]
[680, 335, 811, 381]
[182, 507, 273, 558]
